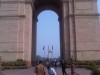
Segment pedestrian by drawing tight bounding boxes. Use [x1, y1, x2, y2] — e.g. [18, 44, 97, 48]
[61, 60, 67, 75]
[47, 65, 57, 75]
[34, 60, 46, 75]
[54, 62, 57, 69]
[46, 61, 50, 68]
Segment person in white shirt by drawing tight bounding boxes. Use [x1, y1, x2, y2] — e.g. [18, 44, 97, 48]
[47, 65, 57, 75]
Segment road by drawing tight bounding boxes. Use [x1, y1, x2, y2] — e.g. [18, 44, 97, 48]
[2, 67, 91, 75]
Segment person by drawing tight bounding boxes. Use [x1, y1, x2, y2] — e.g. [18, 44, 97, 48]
[34, 60, 46, 75]
[46, 61, 50, 68]
[61, 60, 67, 75]
[47, 65, 57, 75]
[54, 62, 57, 69]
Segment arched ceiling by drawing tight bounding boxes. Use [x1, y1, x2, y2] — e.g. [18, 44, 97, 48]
[33, 0, 62, 17]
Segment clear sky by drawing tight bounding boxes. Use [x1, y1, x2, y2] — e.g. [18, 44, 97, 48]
[36, 1, 100, 58]
[98, 0, 100, 13]
[36, 10, 60, 58]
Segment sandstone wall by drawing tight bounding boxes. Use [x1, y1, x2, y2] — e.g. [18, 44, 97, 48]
[0, 0, 32, 62]
[74, 0, 100, 60]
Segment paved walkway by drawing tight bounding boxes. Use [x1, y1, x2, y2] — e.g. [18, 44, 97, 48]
[2, 67, 91, 75]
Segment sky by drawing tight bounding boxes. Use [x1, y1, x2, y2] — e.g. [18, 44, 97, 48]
[36, 10, 60, 58]
[98, 0, 100, 13]
[36, 0, 100, 58]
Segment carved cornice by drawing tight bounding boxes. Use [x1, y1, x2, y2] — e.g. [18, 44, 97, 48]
[75, 50, 100, 52]
[68, 13, 100, 16]
[0, 15, 25, 18]
[0, 0, 32, 3]
[0, 51, 23, 53]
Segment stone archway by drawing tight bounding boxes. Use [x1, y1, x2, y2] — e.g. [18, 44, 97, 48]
[0, 0, 100, 67]
[31, 0, 71, 65]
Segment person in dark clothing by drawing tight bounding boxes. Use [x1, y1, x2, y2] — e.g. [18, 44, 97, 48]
[54, 62, 57, 69]
[61, 60, 67, 75]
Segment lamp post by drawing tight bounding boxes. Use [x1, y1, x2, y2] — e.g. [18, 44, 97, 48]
[43, 46, 45, 60]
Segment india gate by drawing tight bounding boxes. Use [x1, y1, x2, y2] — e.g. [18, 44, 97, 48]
[0, 0, 100, 66]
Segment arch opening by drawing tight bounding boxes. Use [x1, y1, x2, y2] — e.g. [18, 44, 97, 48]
[36, 10, 60, 62]
[31, 0, 64, 65]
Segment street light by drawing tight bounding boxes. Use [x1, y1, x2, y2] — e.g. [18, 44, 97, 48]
[43, 46, 45, 60]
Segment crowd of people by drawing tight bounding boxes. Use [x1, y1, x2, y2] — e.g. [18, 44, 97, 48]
[34, 60, 67, 75]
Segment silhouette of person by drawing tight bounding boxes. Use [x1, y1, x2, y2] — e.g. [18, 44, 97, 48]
[61, 60, 67, 75]
[54, 62, 57, 69]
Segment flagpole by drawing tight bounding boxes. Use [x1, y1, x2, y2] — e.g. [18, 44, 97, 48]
[48, 46, 49, 60]
[52, 45, 53, 59]
[44, 49, 45, 59]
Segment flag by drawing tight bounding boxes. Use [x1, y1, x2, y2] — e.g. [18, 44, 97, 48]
[43, 46, 45, 50]
[52, 46, 53, 50]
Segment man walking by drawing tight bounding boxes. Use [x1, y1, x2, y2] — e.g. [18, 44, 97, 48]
[34, 60, 46, 75]
[61, 60, 67, 75]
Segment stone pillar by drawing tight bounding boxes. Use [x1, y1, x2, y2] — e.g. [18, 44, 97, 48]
[24, 1, 32, 66]
[59, 17, 63, 60]
[31, 12, 37, 66]
[69, 0, 77, 60]
[62, 1, 70, 60]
